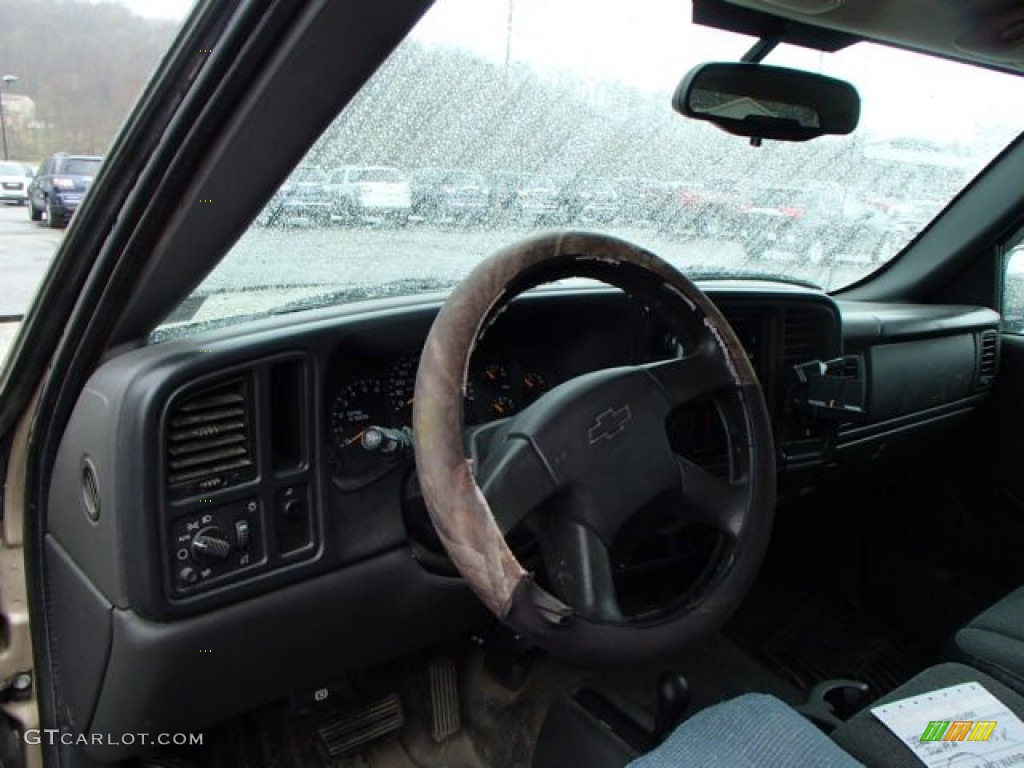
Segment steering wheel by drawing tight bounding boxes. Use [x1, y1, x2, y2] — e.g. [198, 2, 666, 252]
[412, 232, 775, 665]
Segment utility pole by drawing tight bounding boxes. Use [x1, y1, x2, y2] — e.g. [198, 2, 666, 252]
[505, 0, 514, 71]
[0, 75, 18, 161]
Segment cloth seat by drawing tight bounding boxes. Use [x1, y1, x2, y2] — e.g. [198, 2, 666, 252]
[832, 662, 1024, 767]
[954, 586, 1024, 693]
[627, 692, 862, 768]
[630, 662, 1024, 767]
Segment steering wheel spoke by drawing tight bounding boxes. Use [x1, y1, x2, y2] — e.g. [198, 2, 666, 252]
[676, 456, 745, 537]
[540, 514, 622, 622]
[469, 424, 559, 534]
[643, 350, 736, 411]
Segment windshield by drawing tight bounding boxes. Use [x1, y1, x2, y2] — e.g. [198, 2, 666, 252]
[159, 0, 1024, 336]
[289, 167, 327, 184]
[62, 158, 102, 176]
[350, 168, 406, 183]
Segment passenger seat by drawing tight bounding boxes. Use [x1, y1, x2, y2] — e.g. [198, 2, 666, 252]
[954, 586, 1024, 693]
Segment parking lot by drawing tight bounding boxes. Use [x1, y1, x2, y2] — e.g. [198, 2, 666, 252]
[0, 203, 63, 359]
[1, 201, 871, 354]
[168, 218, 868, 332]
[0, 202, 62, 315]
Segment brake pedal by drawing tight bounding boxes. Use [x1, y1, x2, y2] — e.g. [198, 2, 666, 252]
[429, 656, 461, 742]
[317, 692, 404, 757]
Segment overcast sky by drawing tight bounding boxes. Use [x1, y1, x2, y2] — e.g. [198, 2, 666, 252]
[413, 0, 1024, 141]
[103, 0, 194, 20]
[99, 0, 1024, 142]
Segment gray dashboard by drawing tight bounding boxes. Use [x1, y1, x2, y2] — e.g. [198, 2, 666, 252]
[43, 284, 999, 758]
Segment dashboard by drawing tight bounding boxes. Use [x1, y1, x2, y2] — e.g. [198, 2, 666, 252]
[42, 283, 1000, 758]
[327, 349, 557, 488]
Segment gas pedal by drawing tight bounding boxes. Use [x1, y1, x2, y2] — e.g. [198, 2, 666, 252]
[429, 656, 461, 743]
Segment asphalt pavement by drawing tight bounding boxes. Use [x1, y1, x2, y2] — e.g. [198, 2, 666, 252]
[0, 204, 873, 362]
[0, 203, 64, 361]
[0, 202, 63, 316]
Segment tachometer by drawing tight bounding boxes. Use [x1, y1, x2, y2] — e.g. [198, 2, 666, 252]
[329, 378, 392, 478]
[387, 352, 419, 426]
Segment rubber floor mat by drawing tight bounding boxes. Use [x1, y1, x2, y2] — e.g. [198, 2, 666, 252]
[726, 587, 931, 699]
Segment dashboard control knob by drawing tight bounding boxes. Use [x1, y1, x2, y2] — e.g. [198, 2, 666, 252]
[177, 566, 199, 586]
[191, 526, 231, 560]
[282, 499, 303, 519]
[361, 425, 413, 457]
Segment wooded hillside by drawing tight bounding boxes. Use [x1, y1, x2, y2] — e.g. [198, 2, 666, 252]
[0, 0, 177, 162]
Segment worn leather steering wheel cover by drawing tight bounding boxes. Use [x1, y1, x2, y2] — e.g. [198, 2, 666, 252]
[413, 231, 775, 665]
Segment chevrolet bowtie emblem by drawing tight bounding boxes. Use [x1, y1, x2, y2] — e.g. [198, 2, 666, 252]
[587, 405, 632, 444]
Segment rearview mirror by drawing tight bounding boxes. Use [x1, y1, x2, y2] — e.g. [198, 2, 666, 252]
[673, 62, 860, 142]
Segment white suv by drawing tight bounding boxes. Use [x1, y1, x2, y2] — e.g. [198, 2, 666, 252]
[326, 165, 412, 224]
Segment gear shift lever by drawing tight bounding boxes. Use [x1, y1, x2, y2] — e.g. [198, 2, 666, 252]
[653, 672, 691, 743]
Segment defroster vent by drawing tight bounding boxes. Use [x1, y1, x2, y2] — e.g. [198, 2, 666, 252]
[782, 308, 827, 368]
[165, 377, 256, 496]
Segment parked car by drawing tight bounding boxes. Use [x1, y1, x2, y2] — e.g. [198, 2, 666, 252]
[0, 161, 32, 205]
[326, 165, 411, 224]
[556, 176, 620, 224]
[734, 183, 812, 258]
[409, 168, 490, 222]
[684, 178, 743, 236]
[489, 172, 562, 223]
[26, 152, 102, 228]
[257, 165, 332, 226]
[614, 177, 677, 226]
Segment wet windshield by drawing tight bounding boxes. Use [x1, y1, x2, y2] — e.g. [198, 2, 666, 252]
[62, 159, 102, 176]
[159, 0, 1024, 337]
[289, 167, 327, 184]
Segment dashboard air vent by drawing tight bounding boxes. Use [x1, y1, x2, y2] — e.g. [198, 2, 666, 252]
[719, 306, 762, 378]
[166, 377, 255, 494]
[977, 330, 999, 388]
[782, 309, 826, 367]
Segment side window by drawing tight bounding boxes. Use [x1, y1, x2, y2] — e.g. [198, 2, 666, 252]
[1004, 243, 1024, 334]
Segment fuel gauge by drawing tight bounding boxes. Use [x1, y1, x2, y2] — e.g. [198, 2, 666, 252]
[489, 395, 516, 418]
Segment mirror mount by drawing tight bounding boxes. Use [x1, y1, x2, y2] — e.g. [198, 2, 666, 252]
[673, 61, 860, 144]
[740, 36, 782, 64]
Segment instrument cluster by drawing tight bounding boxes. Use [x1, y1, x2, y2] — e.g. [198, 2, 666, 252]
[327, 350, 551, 484]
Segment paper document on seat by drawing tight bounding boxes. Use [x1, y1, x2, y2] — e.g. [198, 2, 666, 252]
[871, 681, 1024, 767]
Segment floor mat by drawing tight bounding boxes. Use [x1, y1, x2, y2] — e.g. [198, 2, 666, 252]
[726, 583, 932, 700]
[594, 632, 805, 724]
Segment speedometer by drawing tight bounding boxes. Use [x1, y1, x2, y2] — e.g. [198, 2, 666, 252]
[329, 378, 391, 479]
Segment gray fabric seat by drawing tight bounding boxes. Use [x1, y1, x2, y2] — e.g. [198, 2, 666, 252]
[627, 693, 863, 768]
[630, 662, 1024, 767]
[832, 662, 1024, 767]
[954, 586, 1024, 693]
